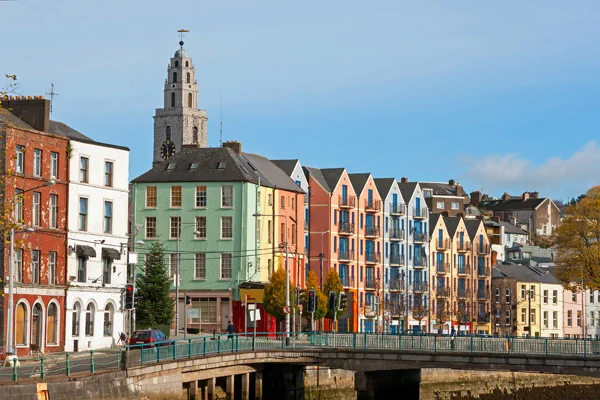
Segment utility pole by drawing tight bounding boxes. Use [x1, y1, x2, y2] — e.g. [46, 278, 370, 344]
[319, 253, 324, 290]
[528, 287, 532, 338]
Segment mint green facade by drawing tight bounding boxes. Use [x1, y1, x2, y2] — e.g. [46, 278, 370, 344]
[131, 181, 259, 303]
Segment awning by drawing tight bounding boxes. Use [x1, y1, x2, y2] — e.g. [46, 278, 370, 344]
[76, 245, 96, 258]
[102, 247, 121, 260]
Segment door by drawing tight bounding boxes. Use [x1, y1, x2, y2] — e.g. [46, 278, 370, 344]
[32, 304, 43, 347]
[342, 185, 348, 203]
[415, 198, 421, 216]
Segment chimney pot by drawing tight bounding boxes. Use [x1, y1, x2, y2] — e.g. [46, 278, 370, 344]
[502, 192, 510, 201]
[222, 140, 242, 154]
[522, 192, 530, 201]
[400, 177, 408, 183]
[470, 191, 482, 206]
[449, 179, 455, 186]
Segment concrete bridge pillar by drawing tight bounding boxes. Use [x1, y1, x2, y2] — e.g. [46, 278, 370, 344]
[355, 369, 421, 399]
[207, 377, 216, 400]
[225, 375, 234, 400]
[241, 372, 250, 400]
[189, 380, 199, 400]
[255, 371, 263, 399]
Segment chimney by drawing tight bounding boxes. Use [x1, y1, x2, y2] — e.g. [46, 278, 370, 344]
[502, 192, 510, 201]
[1, 97, 50, 132]
[441, 211, 449, 217]
[448, 179, 455, 186]
[493, 216, 501, 223]
[470, 191, 482, 206]
[531, 191, 539, 199]
[491, 250, 498, 266]
[400, 177, 408, 183]
[222, 140, 242, 154]
[522, 192, 530, 201]
[482, 194, 489, 201]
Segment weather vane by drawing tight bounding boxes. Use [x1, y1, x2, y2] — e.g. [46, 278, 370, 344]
[177, 29, 189, 46]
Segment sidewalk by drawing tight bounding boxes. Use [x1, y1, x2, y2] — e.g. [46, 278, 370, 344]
[14, 346, 123, 366]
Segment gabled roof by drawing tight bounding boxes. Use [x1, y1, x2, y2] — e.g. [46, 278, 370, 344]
[398, 182, 418, 204]
[320, 168, 345, 192]
[495, 263, 560, 285]
[429, 214, 442, 236]
[479, 198, 546, 211]
[418, 182, 463, 197]
[464, 219, 483, 240]
[443, 216, 462, 237]
[348, 173, 371, 196]
[303, 166, 331, 192]
[374, 178, 396, 199]
[270, 159, 298, 176]
[49, 120, 92, 141]
[499, 221, 529, 235]
[0, 108, 36, 130]
[243, 153, 304, 193]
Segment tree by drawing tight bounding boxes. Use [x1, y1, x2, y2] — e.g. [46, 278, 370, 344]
[323, 269, 345, 320]
[263, 267, 287, 322]
[435, 301, 451, 334]
[411, 301, 428, 332]
[303, 270, 327, 320]
[135, 241, 174, 327]
[554, 186, 600, 290]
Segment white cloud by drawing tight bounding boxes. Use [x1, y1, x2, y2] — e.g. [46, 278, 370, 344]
[459, 141, 600, 195]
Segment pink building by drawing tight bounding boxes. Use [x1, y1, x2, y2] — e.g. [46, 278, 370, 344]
[563, 287, 586, 338]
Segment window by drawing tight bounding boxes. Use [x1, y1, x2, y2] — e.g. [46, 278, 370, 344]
[103, 303, 114, 337]
[221, 253, 232, 279]
[292, 198, 295, 210]
[79, 157, 89, 183]
[436, 201, 444, 209]
[194, 253, 206, 279]
[553, 290, 558, 304]
[521, 285, 526, 300]
[530, 309, 536, 325]
[85, 303, 95, 336]
[267, 194, 272, 206]
[193, 127, 198, 144]
[166, 126, 172, 141]
[521, 308, 526, 323]
[50, 152, 58, 179]
[495, 288, 500, 303]
[48, 252, 57, 285]
[592, 311, 596, 328]
[171, 186, 182, 207]
[33, 149, 42, 177]
[281, 196, 285, 209]
[451, 202, 459, 210]
[424, 189, 432, 198]
[281, 222, 285, 244]
[77, 257, 87, 283]
[505, 288, 510, 304]
[505, 310, 510, 325]
[15, 249, 23, 283]
[567, 310, 572, 326]
[221, 216, 233, 239]
[104, 201, 113, 234]
[553, 311, 558, 328]
[47, 303, 58, 345]
[591, 292, 595, 304]
[170, 216, 181, 239]
[530, 285, 535, 298]
[196, 186, 207, 208]
[103, 258, 112, 285]
[577, 310, 582, 327]
[195, 216, 206, 239]
[221, 185, 233, 208]
[145, 217, 157, 239]
[173, 71, 178, 83]
[14, 188, 24, 222]
[572, 292, 577, 302]
[188, 93, 193, 108]
[171, 92, 175, 107]
[543, 290, 548, 304]
[79, 197, 88, 231]
[31, 250, 40, 284]
[16, 303, 27, 346]
[268, 220, 272, 244]
[104, 162, 113, 187]
[175, 60, 179, 67]
[292, 224, 296, 245]
[146, 186, 157, 208]
[72, 303, 81, 336]
[543, 311, 548, 328]
[16, 145, 24, 173]
[187, 72, 191, 83]
[32, 192, 41, 227]
[168, 253, 178, 278]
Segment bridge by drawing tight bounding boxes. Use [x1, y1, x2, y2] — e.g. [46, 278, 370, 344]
[3, 333, 600, 399]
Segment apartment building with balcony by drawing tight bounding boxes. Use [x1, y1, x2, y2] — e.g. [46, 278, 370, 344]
[465, 219, 493, 334]
[429, 214, 452, 334]
[397, 180, 430, 333]
[374, 178, 407, 334]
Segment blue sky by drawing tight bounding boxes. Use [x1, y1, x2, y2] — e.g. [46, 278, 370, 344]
[3, 0, 600, 201]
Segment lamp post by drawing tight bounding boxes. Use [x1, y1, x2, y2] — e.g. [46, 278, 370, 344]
[175, 223, 201, 337]
[254, 213, 291, 336]
[6, 179, 55, 355]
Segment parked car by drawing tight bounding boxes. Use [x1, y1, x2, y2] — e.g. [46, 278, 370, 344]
[129, 329, 174, 348]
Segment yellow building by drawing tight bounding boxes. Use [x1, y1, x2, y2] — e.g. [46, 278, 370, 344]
[516, 281, 541, 337]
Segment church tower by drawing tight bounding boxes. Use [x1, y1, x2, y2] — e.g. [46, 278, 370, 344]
[153, 39, 208, 164]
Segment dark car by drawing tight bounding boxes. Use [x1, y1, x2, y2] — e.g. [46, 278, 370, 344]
[129, 329, 174, 348]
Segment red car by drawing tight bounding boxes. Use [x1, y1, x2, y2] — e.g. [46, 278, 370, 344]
[128, 329, 174, 348]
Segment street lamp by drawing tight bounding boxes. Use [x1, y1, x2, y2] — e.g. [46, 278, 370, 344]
[254, 213, 291, 336]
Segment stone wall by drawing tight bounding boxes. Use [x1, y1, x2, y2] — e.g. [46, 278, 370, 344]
[303, 367, 356, 400]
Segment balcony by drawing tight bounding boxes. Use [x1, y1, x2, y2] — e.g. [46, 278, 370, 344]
[413, 257, 427, 268]
[477, 288, 489, 300]
[436, 238, 450, 250]
[413, 281, 428, 293]
[338, 249, 354, 262]
[457, 289, 468, 299]
[413, 207, 428, 219]
[388, 278, 405, 291]
[457, 241, 471, 252]
[436, 286, 450, 298]
[435, 262, 450, 274]
[457, 263, 471, 275]
[340, 275, 355, 288]
[365, 225, 380, 238]
[389, 254, 404, 267]
[365, 277, 378, 290]
[338, 222, 354, 235]
[339, 194, 355, 209]
[365, 200, 381, 213]
[389, 228, 405, 241]
[477, 313, 491, 323]
[476, 242, 491, 255]
[390, 203, 405, 216]
[365, 251, 381, 264]
[477, 265, 490, 277]
[413, 232, 427, 243]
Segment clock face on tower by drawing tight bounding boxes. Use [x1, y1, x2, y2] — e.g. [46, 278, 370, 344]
[160, 140, 176, 160]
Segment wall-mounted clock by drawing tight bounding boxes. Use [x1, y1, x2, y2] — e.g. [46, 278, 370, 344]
[160, 140, 176, 160]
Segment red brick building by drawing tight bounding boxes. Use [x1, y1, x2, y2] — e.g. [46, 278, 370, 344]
[0, 97, 69, 356]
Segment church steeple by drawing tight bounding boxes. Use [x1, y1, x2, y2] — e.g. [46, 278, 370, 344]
[153, 33, 208, 165]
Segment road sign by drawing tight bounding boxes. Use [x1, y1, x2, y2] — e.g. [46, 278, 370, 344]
[298, 304, 303, 313]
[283, 305, 291, 314]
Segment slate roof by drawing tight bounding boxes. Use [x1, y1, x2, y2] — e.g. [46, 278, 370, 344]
[443, 216, 462, 237]
[303, 166, 331, 192]
[243, 153, 304, 193]
[0, 108, 35, 130]
[429, 214, 441, 236]
[270, 159, 298, 176]
[499, 221, 529, 235]
[494, 263, 560, 285]
[418, 182, 462, 196]
[464, 219, 483, 240]
[374, 178, 396, 200]
[49, 120, 92, 141]
[398, 182, 418, 204]
[348, 173, 371, 196]
[320, 168, 345, 193]
[479, 198, 546, 211]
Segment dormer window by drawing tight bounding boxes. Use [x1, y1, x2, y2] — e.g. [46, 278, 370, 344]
[167, 163, 176, 170]
[217, 161, 227, 170]
[190, 163, 198, 170]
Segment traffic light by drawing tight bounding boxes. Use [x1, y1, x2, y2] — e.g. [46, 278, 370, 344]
[338, 291, 347, 311]
[185, 294, 191, 305]
[125, 284, 134, 310]
[328, 291, 337, 311]
[307, 290, 316, 313]
[298, 289, 307, 311]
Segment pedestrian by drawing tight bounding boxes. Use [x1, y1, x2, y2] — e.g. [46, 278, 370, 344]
[226, 320, 235, 340]
[450, 327, 456, 350]
[451, 327, 456, 337]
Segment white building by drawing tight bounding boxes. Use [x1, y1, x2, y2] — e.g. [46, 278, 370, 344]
[62, 127, 130, 352]
[586, 289, 600, 339]
[540, 280, 563, 338]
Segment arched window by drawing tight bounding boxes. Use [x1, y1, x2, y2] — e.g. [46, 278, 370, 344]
[72, 302, 81, 336]
[185, 61, 189, 67]
[47, 303, 58, 345]
[186, 72, 190, 83]
[188, 93, 193, 108]
[171, 92, 176, 107]
[85, 303, 95, 336]
[16, 303, 27, 346]
[32, 303, 43, 346]
[173, 72, 178, 83]
[103, 303, 114, 337]
[193, 127, 198, 144]
[175, 61, 179, 67]
[166, 126, 172, 141]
